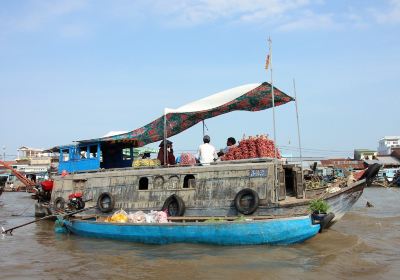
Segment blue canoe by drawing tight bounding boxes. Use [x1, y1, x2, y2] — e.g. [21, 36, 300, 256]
[62, 215, 320, 246]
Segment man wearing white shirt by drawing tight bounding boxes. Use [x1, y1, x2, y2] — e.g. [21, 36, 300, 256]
[197, 135, 217, 165]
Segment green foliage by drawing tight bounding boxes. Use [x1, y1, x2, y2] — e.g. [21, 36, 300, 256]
[234, 216, 246, 222]
[308, 198, 329, 213]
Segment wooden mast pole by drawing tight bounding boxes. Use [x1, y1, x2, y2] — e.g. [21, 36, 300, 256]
[293, 79, 304, 186]
[163, 109, 167, 166]
[268, 37, 279, 200]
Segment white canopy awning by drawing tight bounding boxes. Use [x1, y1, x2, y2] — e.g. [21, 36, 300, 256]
[165, 83, 261, 114]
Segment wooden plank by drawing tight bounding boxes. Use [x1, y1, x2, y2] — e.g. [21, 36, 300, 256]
[278, 168, 286, 200]
[77, 214, 98, 220]
[167, 213, 307, 222]
[295, 169, 304, 198]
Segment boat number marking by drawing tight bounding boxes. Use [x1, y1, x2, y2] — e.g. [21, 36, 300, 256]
[250, 169, 268, 177]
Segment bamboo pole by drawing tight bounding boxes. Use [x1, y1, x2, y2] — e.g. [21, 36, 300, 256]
[293, 79, 304, 190]
[268, 37, 279, 201]
[2, 205, 96, 235]
[163, 109, 167, 166]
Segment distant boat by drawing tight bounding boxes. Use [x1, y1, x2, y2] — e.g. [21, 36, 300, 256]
[376, 168, 400, 186]
[61, 214, 323, 245]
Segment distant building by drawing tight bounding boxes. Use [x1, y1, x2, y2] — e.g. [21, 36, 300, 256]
[378, 136, 400, 155]
[318, 158, 365, 178]
[17, 146, 46, 159]
[320, 158, 365, 170]
[354, 149, 377, 160]
[12, 146, 59, 184]
[17, 146, 56, 166]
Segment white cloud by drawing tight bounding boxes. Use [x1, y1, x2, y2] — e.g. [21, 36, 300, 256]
[60, 23, 89, 38]
[277, 10, 335, 31]
[373, 0, 400, 24]
[0, 0, 87, 36]
[149, 0, 311, 26]
[150, 0, 400, 29]
[1, 0, 399, 38]
[343, 11, 369, 29]
[20, 0, 86, 30]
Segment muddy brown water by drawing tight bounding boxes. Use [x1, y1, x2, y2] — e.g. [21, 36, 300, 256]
[1, 187, 399, 280]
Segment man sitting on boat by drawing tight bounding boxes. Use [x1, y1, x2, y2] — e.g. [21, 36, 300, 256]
[157, 140, 176, 166]
[197, 135, 217, 165]
[217, 137, 237, 157]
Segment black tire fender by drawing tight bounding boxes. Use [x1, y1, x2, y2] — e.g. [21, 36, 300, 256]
[54, 197, 65, 211]
[234, 188, 259, 215]
[319, 212, 335, 233]
[162, 194, 185, 217]
[78, 199, 85, 210]
[73, 198, 85, 210]
[97, 192, 115, 213]
[361, 163, 382, 186]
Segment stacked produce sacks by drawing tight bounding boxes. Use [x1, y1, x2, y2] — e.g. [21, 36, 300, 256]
[132, 159, 161, 168]
[179, 153, 197, 166]
[104, 209, 169, 223]
[221, 135, 281, 161]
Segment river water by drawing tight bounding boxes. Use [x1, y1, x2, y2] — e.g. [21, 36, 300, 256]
[1, 187, 399, 280]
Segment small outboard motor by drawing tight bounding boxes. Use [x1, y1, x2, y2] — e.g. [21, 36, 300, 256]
[33, 180, 54, 202]
[67, 192, 85, 210]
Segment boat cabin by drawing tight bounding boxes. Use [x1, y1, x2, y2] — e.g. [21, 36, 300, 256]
[58, 140, 139, 174]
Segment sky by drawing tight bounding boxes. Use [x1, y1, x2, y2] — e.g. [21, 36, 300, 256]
[0, 0, 399, 160]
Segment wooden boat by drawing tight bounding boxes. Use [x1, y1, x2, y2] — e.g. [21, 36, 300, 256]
[35, 82, 380, 231]
[61, 214, 322, 245]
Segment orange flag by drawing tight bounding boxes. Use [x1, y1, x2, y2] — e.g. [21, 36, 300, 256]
[265, 54, 270, 70]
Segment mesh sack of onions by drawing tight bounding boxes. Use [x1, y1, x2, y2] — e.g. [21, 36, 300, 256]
[179, 153, 197, 166]
[221, 135, 281, 161]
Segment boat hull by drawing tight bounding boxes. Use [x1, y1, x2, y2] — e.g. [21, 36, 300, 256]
[265, 180, 365, 225]
[40, 178, 366, 227]
[324, 180, 365, 223]
[63, 216, 320, 245]
[40, 160, 367, 228]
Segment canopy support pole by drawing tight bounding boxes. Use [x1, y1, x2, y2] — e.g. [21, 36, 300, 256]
[293, 78, 304, 192]
[268, 37, 279, 201]
[163, 109, 167, 166]
[202, 120, 205, 137]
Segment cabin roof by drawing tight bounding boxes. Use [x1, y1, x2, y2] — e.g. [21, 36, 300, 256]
[365, 156, 400, 166]
[354, 149, 376, 153]
[17, 146, 44, 152]
[320, 159, 365, 169]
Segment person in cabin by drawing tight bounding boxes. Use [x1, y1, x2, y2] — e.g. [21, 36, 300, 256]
[80, 151, 87, 159]
[142, 152, 151, 159]
[217, 137, 237, 157]
[197, 135, 217, 165]
[157, 140, 176, 166]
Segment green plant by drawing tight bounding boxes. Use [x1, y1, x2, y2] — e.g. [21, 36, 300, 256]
[234, 215, 246, 222]
[308, 198, 329, 214]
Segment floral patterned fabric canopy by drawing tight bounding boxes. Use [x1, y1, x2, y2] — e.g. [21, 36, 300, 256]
[79, 82, 294, 147]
